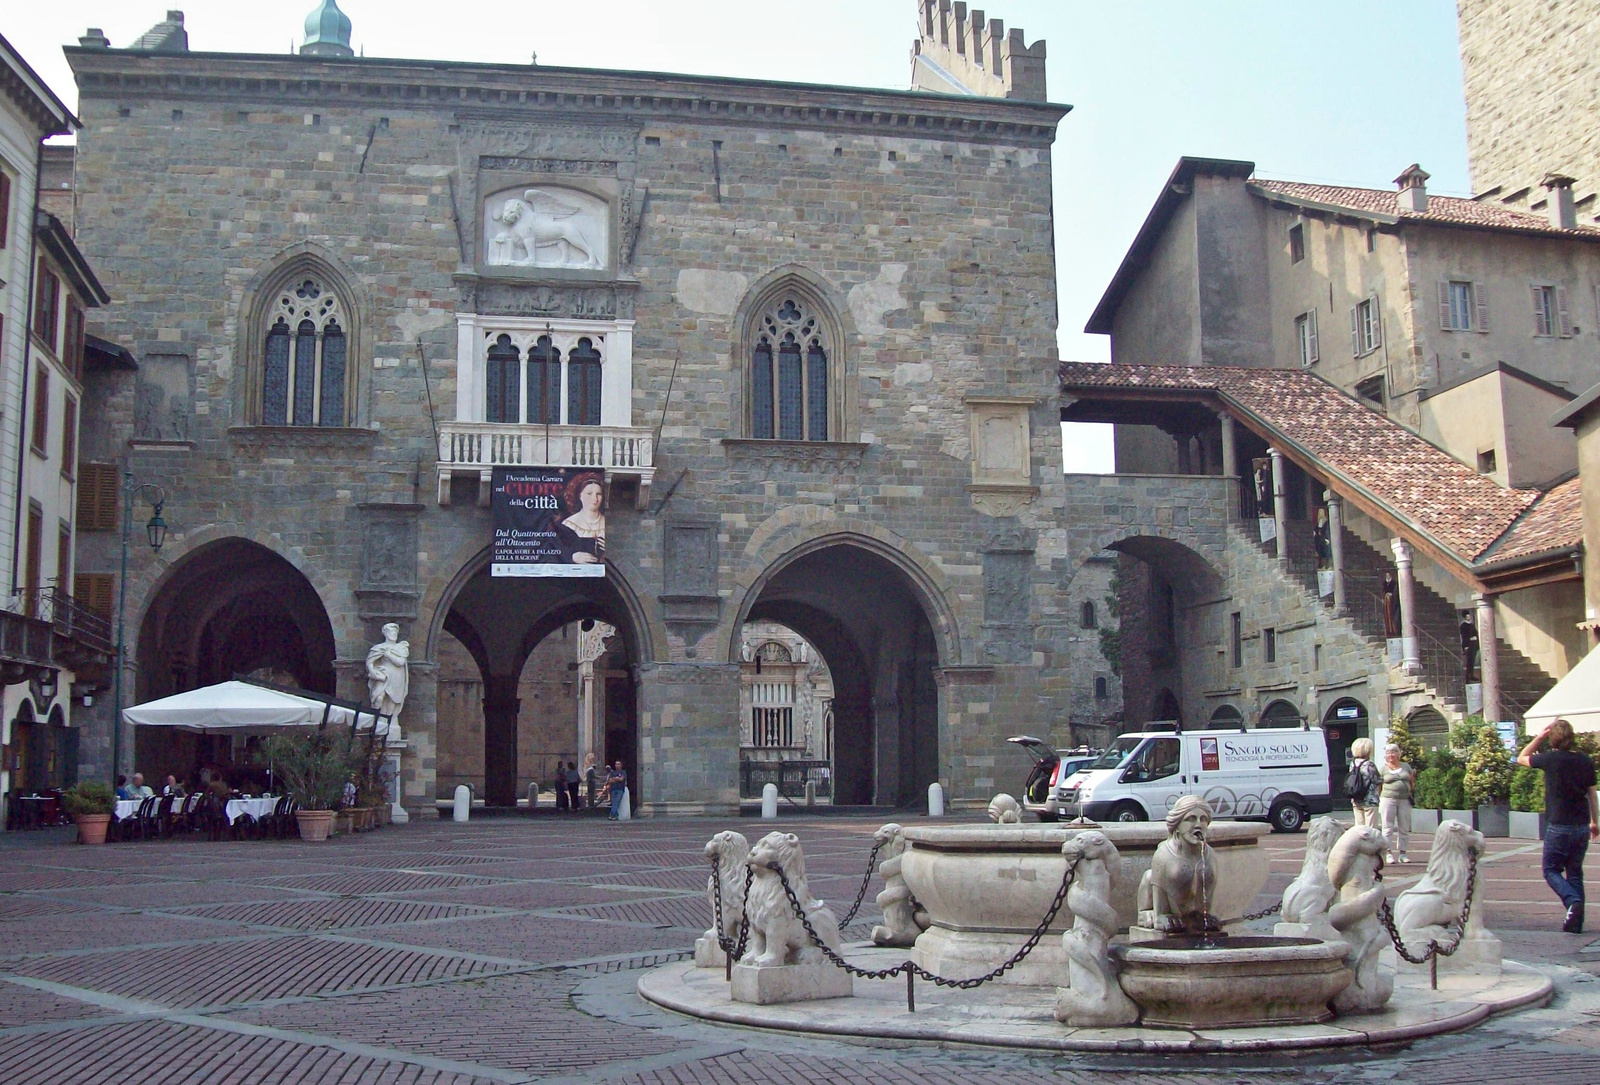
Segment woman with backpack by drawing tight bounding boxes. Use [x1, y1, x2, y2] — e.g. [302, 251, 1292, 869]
[1379, 743, 1414, 865]
[1347, 738, 1381, 826]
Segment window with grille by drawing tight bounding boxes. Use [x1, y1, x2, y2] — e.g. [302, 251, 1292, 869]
[76, 462, 118, 531]
[751, 706, 794, 748]
[261, 277, 350, 426]
[751, 296, 829, 441]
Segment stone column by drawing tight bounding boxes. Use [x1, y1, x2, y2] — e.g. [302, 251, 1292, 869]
[576, 622, 616, 769]
[1390, 539, 1421, 674]
[1475, 593, 1501, 723]
[1324, 490, 1346, 614]
[482, 675, 520, 807]
[1219, 413, 1238, 517]
[1269, 447, 1288, 561]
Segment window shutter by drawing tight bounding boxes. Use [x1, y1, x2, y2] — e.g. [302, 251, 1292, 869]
[73, 573, 114, 620]
[1474, 282, 1490, 333]
[1438, 281, 1452, 330]
[1533, 284, 1548, 335]
[1558, 286, 1574, 337]
[0, 171, 10, 249]
[76, 462, 118, 531]
[1306, 309, 1319, 363]
[1350, 306, 1361, 354]
[1368, 294, 1381, 350]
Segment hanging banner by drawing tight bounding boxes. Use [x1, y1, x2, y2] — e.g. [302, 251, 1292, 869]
[491, 466, 607, 577]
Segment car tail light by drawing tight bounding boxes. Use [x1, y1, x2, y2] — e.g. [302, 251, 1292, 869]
[1049, 760, 1062, 787]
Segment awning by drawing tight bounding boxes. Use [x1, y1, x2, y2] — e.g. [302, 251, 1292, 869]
[122, 680, 369, 734]
[1522, 647, 1600, 734]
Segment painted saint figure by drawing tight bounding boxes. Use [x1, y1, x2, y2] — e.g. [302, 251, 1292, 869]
[366, 622, 411, 735]
[555, 471, 606, 565]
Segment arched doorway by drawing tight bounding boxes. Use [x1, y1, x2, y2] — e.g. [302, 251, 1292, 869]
[433, 557, 643, 808]
[738, 540, 942, 807]
[1323, 697, 1369, 802]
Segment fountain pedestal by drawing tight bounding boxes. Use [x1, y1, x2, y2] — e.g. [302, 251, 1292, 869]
[729, 961, 852, 1004]
[1111, 936, 1353, 1028]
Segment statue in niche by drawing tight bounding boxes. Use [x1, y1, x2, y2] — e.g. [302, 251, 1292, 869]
[1382, 572, 1402, 639]
[366, 622, 411, 740]
[1053, 831, 1139, 1027]
[486, 188, 606, 270]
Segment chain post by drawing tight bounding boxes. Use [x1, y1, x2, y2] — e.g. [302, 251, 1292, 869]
[906, 969, 915, 1013]
[1430, 941, 1438, 990]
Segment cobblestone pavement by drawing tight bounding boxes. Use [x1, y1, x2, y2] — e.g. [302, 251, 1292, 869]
[3, 815, 1600, 1084]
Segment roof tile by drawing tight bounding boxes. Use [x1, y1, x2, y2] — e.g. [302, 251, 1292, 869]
[1250, 179, 1600, 237]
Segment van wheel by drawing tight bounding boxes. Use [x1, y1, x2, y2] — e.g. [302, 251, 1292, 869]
[1109, 802, 1144, 824]
[1270, 800, 1307, 833]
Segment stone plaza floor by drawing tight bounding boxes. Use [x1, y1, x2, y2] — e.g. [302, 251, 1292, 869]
[3, 814, 1600, 1084]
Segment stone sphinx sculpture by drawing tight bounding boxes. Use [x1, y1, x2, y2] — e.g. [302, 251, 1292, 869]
[1275, 815, 1343, 942]
[870, 823, 929, 947]
[1326, 824, 1392, 1013]
[987, 793, 1023, 824]
[1136, 795, 1222, 936]
[732, 831, 852, 1003]
[694, 830, 749, 968]
[1053, 831, 1139, 1027]
[1393, 819, 1499, 972]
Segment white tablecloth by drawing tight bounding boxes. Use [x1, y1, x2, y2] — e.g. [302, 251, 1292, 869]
[114, 795, 279, 824]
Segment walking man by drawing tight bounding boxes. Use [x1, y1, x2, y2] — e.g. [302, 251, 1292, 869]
[1518, 718, 1600, 933]
[606, 761, 628, 820]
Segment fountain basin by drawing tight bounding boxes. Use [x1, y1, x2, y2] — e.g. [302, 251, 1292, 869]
[1111, 936, 1352, 1029]
[899, 823, 1269, 985]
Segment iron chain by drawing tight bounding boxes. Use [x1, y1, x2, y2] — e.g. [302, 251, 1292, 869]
[1240, 899, 1283, 922]
[709, 858, 754, 963]
[1376, 848, 1479, 965]
[838, 840, 885, 928]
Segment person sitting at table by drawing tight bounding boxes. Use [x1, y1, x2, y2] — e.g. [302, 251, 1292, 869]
[162, 775, 185, 798]
[208, 773, 230, 801]
[128, 773, 155, 800]
[114, 775, 132, 801]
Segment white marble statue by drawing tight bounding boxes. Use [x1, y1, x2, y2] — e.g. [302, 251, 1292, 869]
[366, 622, 410, 741]
[695, 830, 750, 968]
[1275, 815, 1343, 941]
[870, 823, 929, 947]
[486, 188, 606, 269]
[987, 793, 1023, 824]
[1137, 795, 1221, 935]
[1393, 819, 1499, 971]
[1053, 830, 1140, 1027]
[1326, 824, 1392, 1013]
[741, 831, 844, 967]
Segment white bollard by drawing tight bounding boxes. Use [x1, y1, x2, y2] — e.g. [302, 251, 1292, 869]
[804, 779, 816, 807]
[527, 781, 539, 810]
[761, 782, 779, 819]
[453, 784, 471, 822]
[618, 787, 631, 821]
[928, 782, 945, 818]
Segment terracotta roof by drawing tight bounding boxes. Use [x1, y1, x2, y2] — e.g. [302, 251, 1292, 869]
[1478, 476, 1585, 566]
[1250, 179, 1600, 239]
[1058, 362, 1554, 566]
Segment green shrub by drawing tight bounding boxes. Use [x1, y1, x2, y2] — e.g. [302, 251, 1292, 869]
[1385, 715, 1426, 772]
[1413, 767, 1444, 810]
[1510, 765, 1545, 813]
[256, 729, 360, 811]
[1463, 725, 1514, 807]
[1414, 746, 1467, 808]
[1450, 715, 1487, 753]
[61, 780, 115, 817]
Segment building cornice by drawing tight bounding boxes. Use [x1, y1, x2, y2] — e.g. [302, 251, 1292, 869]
[64, 49, 1069, 147]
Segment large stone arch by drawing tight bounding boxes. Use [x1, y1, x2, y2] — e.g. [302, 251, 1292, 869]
[1063, 521, 1227, 594]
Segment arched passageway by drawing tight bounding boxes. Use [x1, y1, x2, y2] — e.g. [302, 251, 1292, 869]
[435, 562, 642, 807]
[740, 542, 941, 807]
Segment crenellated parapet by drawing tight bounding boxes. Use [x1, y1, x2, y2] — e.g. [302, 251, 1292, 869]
[911, 0, 1047, 102]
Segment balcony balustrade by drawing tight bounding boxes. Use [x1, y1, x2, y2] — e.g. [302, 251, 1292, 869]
[436, 421, 655, 507]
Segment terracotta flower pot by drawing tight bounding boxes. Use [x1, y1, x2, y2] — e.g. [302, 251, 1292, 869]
[75, 813, 111, 845]
[296, 809, 335, 842]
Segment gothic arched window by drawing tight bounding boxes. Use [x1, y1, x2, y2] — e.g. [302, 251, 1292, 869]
[526, 336, 561, 425]
[568, 337, 603, 427]
[260, 276, 352, 426]
[486, 334, 521, 424]
[751, 296, 829, 441]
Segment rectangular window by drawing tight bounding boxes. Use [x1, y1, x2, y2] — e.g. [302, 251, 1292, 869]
[1441, 281, 1473, 331]
[1295, 310, 1318, 366]
[76, 462, 119, 531]
[0, 170, 10, 248]
[1365, 228, 1377, 253]
[73, 572, 114, 619]
[1230, 611, 1242, 668]
[30, 366, 48, 455]
[56, 523, 72, 589]
[1477, 448, 1498, 474]
[1533, 284, 1558, 337]
[1356, 376, 1386, 408]
[1263, 626, 1277, 664]
[24, 502, 42, 616]
[63, 297, 85, 382]
[34, 265, 60, 352]
[60, 395, 77, 475]
[1351, 295, 1381, 355]
[1288, 223, 1305, 264]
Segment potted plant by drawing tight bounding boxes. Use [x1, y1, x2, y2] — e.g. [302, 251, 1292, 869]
[1509, 761, 1545, 840]
[257, 731, 354, 842]
[1464, 723, 1513, 838]
[62, 780, 115, 845]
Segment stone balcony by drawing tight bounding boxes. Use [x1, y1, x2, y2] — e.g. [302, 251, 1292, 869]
[436, 421, 655, 507]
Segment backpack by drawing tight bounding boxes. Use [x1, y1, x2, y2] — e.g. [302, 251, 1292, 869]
[1344, 759, 1371, 800]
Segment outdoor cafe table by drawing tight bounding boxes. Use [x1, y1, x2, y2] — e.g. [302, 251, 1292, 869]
[113, 796, 279, 824]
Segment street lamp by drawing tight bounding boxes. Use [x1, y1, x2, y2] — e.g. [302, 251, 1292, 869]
[110, 475, 167, 781]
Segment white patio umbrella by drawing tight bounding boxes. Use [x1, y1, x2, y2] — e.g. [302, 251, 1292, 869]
[1522, 647, 1600, 735]
[122, 680, 365, 734]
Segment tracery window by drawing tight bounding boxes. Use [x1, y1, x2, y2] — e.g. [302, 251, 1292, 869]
[476, 329, 606, 425]
[751, 297, 829, 441]
[262, 278, 349, 426]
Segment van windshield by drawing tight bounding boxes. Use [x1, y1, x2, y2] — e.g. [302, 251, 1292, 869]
[1087, 736, 1144, 771]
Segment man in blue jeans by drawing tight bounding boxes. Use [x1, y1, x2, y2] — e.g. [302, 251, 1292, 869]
[1519, 718, 1600, 933]
[606, 762, 628, 820]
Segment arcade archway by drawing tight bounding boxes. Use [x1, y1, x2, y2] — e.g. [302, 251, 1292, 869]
[738, 540, 942, 807]
[433, 559, 643, 807]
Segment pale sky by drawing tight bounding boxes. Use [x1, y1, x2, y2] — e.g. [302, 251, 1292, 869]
[4, 2, 1472, 470]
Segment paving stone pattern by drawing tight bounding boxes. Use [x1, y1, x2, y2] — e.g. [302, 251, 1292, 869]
[0, 816, 1597, 1084]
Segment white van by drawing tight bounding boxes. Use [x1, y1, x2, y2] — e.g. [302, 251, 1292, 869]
[1054, 725, 1332, 832]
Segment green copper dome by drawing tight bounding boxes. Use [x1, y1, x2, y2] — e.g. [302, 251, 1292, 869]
[301, 0, 354, 57]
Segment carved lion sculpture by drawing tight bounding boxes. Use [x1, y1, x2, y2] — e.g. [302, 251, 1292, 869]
[1136, 795, 1221, 934]
[1393, 819, 1484, 955]
[870, 823, 930, 946]
[1279, 815, 1343, 928]
[696, 830, 750, 966]
[489, 190, 603, 269]
[988, 793, 1023, 824]
[1327, 824, 1391, 1013]
[742, 831, 844, 967]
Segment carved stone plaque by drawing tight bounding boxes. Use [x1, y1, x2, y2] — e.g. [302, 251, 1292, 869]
[483, 185, 609, 271]
[135, 353, 193, 442]
[357, 504, 421, 621]
[982, 529, 1034, 664]
[662, 517, 719, 627]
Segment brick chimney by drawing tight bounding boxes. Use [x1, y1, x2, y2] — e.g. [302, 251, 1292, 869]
[1394, 164, 1430, 213]
[1543, 173, 1578, 229]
